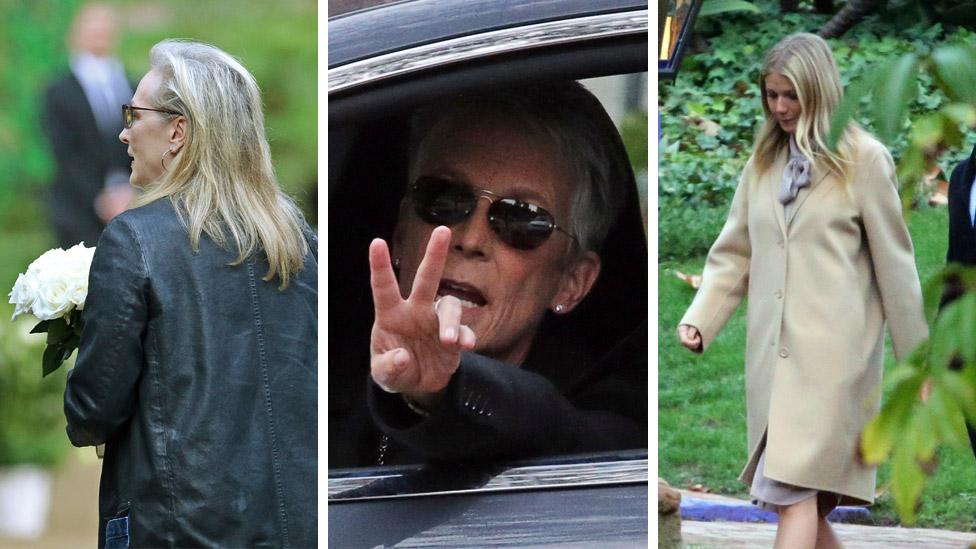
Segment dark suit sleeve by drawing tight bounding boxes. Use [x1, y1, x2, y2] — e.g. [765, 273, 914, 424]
[367, 338, 646, 461]
[945, 159, 968, 266]
[43, 84, 96, 196]
[64, 216, 148, 446]
[941, 158, 973, 309]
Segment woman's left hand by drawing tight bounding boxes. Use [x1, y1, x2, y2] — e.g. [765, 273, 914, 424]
[368, 226, 477, 409]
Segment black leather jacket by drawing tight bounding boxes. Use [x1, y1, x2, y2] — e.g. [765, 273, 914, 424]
[64, 199, 317, 548]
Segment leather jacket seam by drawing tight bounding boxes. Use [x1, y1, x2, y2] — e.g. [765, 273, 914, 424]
[247, 258, 290, 546]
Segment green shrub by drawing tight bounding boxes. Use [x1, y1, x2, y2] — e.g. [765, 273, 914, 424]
[658, 197, 727, 262]
[660, 1, 976, 212]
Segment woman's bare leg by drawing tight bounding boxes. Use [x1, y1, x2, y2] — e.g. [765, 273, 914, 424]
[815, 515, 842, 549]
[774, 496, 818, 549]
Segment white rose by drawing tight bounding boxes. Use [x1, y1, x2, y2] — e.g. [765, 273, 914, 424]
[8, 272, 39, 320]
[9, 243, 96, 321]
[27, 248, 67, 277]
[32, 269, 74, 320]
[64, 243, 95, 310]
[66, 277, 89, 310]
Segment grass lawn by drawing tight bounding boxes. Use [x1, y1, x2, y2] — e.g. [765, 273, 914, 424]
[659, 204, 976, 531]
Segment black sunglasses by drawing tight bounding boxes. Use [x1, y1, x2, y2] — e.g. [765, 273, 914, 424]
[122, 104, 182, 129]
[408, 176, 576, 251]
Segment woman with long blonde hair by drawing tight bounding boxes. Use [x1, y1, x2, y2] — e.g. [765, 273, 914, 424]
[64, 39, 316, 547]
[677, 33, 926, 548]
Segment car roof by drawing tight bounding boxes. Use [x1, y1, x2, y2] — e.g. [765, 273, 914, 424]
[328, 0, 647, 68]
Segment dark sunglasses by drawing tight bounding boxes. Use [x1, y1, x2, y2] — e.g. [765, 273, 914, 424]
[408, 176, 576, 250]
[122, 104, 182, 129]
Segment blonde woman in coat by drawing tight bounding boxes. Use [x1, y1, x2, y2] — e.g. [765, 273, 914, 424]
[677, 33, 927, 549]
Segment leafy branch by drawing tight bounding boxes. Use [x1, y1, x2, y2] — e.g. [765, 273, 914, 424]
[829, 41, 976, 525]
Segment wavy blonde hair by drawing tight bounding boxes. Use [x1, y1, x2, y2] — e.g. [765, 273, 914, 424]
[753, 33, 866, 183]
[133, 39, 308, 288]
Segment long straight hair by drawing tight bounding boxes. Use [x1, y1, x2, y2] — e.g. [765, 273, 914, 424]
[133, 40, 307, 288]
[753, 33, 866, 183]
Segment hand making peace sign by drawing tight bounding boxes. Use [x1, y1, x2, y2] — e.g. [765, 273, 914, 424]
[368, 226, 477, 409]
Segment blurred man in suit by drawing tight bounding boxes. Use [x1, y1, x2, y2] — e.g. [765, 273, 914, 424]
[945, 142, 976, 459]
[43, 3, 133, 248]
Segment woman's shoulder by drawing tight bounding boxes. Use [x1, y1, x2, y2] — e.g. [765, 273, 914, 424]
[109, 199, 181, 233]
[847, 129, 890, 162]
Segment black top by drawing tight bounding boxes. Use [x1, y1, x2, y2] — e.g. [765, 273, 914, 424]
[64, 199, 318, 548]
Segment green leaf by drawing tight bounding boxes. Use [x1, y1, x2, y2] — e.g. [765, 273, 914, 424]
[909, 113, 943, 149]
[828, 67, 881, 151]
[861, 415, 896, 464]
[29, 320, 51, 334]
[699, 0, 760, 17]
[45, 318, 71, 346]
[941, 103, 976, 128]
[927, 386, 967, 449]
[863, 367, 922, 465]
[896, 145, 925, 207]
[42, 344, 67, 378]
[932, 44, 976, 105]
[891, 443, 925, 525]
[921, 271, 948, 326]
[912, 407, 938, 462]
[873, 54, 918, 144]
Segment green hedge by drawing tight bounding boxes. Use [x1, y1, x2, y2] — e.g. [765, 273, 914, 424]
[660, 1, 976, 210]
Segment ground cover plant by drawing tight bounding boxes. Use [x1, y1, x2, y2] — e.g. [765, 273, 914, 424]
[659, 0, 976, 531]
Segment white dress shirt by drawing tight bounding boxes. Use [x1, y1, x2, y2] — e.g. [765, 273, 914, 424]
[970, 173, 976, 226]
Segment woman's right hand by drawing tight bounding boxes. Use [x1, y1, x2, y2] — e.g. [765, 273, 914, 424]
[677, 324, 703, 353]
[368, 226, 477, 410]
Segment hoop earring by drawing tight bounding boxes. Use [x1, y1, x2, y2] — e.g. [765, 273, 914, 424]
[160, 148, 175, 172]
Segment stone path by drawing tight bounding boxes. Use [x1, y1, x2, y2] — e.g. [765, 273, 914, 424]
[678, 489, 976, 548]
[682, 520, 976, 548]
[0, 448, 99, 548]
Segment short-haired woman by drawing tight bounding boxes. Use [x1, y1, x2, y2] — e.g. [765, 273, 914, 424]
[64, 40, 316, 548]
[677, 33, 927, 548]
[340, 81, 647, 467]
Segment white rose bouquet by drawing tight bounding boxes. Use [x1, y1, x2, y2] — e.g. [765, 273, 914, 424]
[8, 243, 96, 377]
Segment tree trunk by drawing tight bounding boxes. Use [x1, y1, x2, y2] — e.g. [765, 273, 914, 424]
[818, 0, 883, 38]
[781, 0, 800, 12]
[814, 0, 835, 14]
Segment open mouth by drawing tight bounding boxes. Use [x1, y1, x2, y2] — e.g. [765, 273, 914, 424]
[437, 279, 487, 309]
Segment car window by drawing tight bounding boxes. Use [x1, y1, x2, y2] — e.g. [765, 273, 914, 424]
[327, 4, 649, 507]
[328, 72, 647, 473]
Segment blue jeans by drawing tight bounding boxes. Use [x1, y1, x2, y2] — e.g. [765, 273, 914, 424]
[104, 516, 129, 549]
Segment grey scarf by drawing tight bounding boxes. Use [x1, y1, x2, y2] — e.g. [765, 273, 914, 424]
[777, 137, 812, 207]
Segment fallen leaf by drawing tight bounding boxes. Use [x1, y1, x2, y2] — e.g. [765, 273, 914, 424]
[684, 115, 721, 137]
[674, 270, 702, 289]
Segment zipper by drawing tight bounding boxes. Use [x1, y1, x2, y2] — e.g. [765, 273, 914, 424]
[376, 434, 390, 466]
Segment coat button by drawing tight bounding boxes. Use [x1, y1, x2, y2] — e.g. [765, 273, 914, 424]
[779, 347, 790, 358]
[775, 290, 783, 299]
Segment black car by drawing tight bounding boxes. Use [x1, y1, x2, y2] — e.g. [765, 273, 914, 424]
[328, 1, 649, 546]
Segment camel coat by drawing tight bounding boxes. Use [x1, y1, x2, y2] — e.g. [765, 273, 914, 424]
[680, 134, 927, 505]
